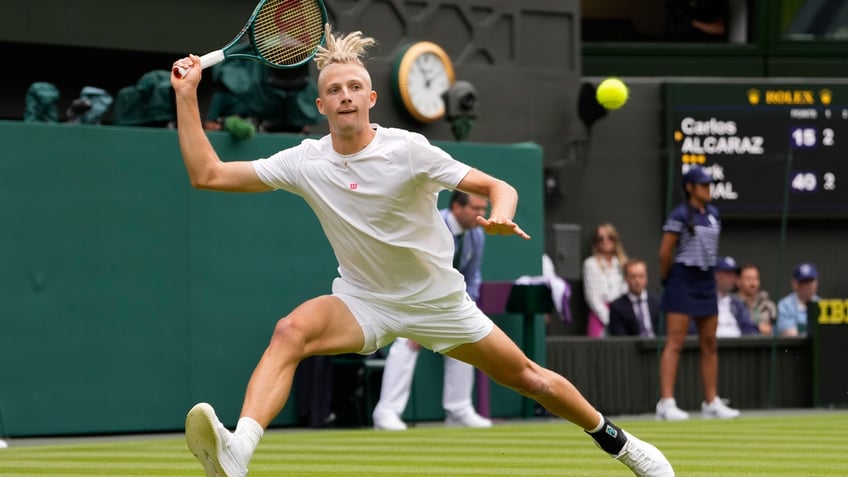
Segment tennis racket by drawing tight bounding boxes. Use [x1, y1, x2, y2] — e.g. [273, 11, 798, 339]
[173, 0, 327, 79]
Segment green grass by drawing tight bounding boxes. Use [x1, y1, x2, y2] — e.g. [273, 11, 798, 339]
[1, 412, 846, 476]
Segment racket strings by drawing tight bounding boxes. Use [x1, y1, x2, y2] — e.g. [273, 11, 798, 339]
[253, 0, 325, 66]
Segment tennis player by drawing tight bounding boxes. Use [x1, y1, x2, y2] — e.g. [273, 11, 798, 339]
[171, 25, 674, 477]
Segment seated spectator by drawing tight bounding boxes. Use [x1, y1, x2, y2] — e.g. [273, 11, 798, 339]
[582, 223, 628, 338]
[734, 262, 777, 335]
[714, 256, 758, 337]
[608, 258, 660, 337]
[776, 262, 820, 336]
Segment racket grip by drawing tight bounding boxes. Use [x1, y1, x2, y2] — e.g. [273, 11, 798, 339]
[173, 50, 226, 79]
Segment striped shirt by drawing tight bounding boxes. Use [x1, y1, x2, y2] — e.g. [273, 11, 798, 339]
[663, 203, 721, 270]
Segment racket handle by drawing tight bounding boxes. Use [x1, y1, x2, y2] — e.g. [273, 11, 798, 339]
[173, 50, 226, 79]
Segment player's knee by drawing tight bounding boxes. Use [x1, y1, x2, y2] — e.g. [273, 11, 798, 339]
[269, 317, 307, 352]
[699, 335, 718, 352]
[663, 336, 686, 353]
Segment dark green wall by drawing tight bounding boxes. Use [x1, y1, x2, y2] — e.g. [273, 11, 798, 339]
[0, 121, 543, 436]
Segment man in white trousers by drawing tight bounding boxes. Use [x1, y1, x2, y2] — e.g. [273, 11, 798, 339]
[372, 191, 492, 430]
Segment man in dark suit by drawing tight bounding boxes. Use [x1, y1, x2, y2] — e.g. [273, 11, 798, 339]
[608, 258, 661, 337]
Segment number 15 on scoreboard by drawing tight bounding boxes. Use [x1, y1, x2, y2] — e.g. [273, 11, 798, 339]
[791, 127, 835, 148]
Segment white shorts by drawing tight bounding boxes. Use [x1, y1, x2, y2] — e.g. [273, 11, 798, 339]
[334, 289, 494, 355]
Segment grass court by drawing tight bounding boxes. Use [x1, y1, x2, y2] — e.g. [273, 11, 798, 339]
[0, 411, 845, 476]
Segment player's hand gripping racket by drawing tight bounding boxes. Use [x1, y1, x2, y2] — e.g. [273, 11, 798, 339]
[173, 0, 327, 79]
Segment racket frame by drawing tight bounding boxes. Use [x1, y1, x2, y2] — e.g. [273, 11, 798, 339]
[174, 0, 327, 78]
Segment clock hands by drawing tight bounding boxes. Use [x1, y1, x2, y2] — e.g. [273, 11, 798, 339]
[414, 60, 437, 87]
[395, 41, 454, 122]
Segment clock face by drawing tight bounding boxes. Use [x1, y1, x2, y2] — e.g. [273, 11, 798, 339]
[407, 52, 452, 120]
[394, 42, 455, 123]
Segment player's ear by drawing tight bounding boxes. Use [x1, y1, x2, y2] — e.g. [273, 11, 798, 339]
[369, 90, 377, 109]
[316, 97, 326, 115]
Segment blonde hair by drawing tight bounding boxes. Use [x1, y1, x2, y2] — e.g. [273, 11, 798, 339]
[592, 222, 628, 268]
[314, 24, 376, 70]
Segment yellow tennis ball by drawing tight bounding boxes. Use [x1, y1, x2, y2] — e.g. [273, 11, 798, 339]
[596, 78, 629, 110]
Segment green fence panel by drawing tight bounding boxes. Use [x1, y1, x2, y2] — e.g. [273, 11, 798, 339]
[0, 121, 543, 436]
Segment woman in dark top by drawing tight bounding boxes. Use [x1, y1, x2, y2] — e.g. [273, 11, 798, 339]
[655, 165, 740, 421]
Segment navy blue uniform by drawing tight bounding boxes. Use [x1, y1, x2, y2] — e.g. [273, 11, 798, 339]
[661, 203, 721, 316]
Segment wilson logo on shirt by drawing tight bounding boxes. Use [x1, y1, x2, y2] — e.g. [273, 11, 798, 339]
[349, 183, 358, 190]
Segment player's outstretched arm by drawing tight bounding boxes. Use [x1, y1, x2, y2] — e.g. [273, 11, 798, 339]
[456, 168, 531, 240]
[171, 54, 271, 193]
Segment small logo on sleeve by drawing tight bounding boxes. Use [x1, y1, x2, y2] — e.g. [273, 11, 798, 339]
[349, 183, 358, 190]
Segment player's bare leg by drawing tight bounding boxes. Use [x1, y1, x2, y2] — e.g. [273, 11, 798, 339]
[447, 326, 674, 476]
[186, 296, 365, 477]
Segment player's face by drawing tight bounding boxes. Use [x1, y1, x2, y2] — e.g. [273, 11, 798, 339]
[624, 263, 647, 294]
[316, 63, 376, 132]
[451, 196, 488, 229]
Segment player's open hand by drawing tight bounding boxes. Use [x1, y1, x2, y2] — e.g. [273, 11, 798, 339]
[476, 216, 531, 240]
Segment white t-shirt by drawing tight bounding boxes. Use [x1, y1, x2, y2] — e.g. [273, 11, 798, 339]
[253, 125, 471, 303]
[716, 294, 742, 338]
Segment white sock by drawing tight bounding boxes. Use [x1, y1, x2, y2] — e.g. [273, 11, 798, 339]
[587, 411, 605, 433]
[235, 417, 264, 455]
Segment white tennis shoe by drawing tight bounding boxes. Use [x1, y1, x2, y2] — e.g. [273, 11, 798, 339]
[185, 402, 249, 477]
[445, 411, 492, 428]
[702, 397, 741, 419]
[655, 398, 689, 421]
[372, 409, 408, 430]
[615, 430, 675, 476]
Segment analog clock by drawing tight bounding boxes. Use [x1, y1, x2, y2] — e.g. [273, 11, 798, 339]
[393, 41, 455, 123]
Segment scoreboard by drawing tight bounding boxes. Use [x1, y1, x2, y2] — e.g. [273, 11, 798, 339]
[664, 82, 848, 217]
